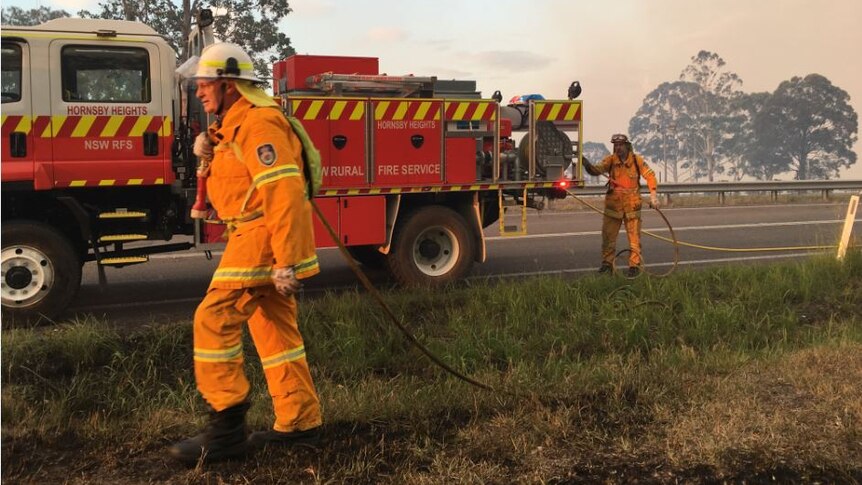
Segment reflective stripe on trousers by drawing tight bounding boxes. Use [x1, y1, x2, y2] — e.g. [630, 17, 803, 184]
[194, 286, 322, 433]
[601, 189, 644, 267]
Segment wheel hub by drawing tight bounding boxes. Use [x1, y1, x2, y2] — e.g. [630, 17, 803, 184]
[1, 246, 54, 307]
[412, 226, 459, 277]
[5, 266, 33, 289]
[418, 239, 441, 259]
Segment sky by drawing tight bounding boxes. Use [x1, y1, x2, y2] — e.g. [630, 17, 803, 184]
[6, 0, 862, 179]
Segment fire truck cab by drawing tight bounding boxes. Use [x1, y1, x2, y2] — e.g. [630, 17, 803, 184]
[1, 19, 194, 322]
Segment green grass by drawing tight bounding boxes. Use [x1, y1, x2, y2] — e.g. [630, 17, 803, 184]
[3, 252, 862, 483]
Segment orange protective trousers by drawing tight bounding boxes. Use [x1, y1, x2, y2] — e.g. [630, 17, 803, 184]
[601, 188, 643, 268]
[194, 286, 322, 433]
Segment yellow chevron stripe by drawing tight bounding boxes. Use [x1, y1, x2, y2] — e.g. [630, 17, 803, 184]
[547, 103, 562, 120]
[452, 102, 469, 120]
[99, 179, 115, 186]
[101, 116, 124, 137]
[533, 104, 546, 120]
[127, 179, 143, 185]
[1, 114, 7, 127]
[414, 101, 431, 120]
[330, 100, 347, 120]
[71, 116, 95, 137]
[42, 116, 66, 138]
[472, 103, 488, 120]
[14, 115, 32, 134]
[155, 178, 164, 184]
[129, 115, 152, 137]
[160, 117, 172, 137]
[564, 104, 578, 120]
[70, 180, 87, 187]
[369, 188, 381, 194]
[305, 100, 324, 120]
[291, 100, 302, 114]
[393, 101, 410, 120]
[375, 101, 390, 120]
[349, 102, 365, 120]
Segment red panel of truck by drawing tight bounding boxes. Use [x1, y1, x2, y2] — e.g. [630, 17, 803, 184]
[312, 197, 339, 248]
[372, 99, 443, 185]
[289, 97, 368, 188]
[339, 196, 386, 246]
[444, 138, 477, 184]
[48, 113, 172, 188]
[282, 55, 379, 91]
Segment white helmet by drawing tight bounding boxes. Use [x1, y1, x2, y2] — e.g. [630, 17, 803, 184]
[176, 42, 263, 83]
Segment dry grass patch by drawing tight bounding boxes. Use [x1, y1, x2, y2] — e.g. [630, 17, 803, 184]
[658, 343, 862, 473]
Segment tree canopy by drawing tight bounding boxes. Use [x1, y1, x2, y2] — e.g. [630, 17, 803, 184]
[1, 6, 70, 25]
[629, 51, 858, 181]
[77, 0, 295, 79]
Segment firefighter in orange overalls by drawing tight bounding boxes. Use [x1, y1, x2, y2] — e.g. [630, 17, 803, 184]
[170, 43, 322, 464]
[583, 134, 659, 277]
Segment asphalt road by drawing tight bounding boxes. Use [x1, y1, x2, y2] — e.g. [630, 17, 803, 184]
[66, 201, 861, 326]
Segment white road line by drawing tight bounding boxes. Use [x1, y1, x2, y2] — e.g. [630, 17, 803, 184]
[146, 217, 859, 258]
[467, 252, 820, 280]
[486, 219, 855, 240]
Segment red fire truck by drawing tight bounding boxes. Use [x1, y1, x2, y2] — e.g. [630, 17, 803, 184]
[1, 13, 584, 323]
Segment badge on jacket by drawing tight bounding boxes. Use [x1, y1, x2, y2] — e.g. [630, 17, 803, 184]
[256, 143, 277, 166]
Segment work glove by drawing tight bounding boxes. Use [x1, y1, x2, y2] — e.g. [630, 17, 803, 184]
[649, 192, 660, 209]
[272, 266, 302, 297]
[193, 132, 214, 162]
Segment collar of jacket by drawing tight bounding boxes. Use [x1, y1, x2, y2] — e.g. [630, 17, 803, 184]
[614, 152, 635, 166]
[216, 97, 255, 144]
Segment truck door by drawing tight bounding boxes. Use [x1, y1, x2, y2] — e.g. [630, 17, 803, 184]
[1, 41, 35, 184]
[48, 40, 167, 188]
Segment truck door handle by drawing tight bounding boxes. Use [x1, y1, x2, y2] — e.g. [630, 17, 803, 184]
[10, 132, 26, 157]
[143, 132, 158, 156]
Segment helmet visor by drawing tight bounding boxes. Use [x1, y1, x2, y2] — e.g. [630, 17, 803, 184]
[175, 56, 200, 80]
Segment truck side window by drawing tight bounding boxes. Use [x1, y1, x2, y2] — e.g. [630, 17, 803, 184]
[61, 46, 150, 103]
[1, 43, 22, 104]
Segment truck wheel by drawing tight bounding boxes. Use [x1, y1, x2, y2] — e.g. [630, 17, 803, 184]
[347, 245, 387, 269]
[387, 206, 475, 286]
[1, 221, 82, 324]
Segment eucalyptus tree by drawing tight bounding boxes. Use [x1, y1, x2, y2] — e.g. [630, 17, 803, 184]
[753, 74, 857, 180]
[629, 81, 701, 182]
[679, 50, 743, 181]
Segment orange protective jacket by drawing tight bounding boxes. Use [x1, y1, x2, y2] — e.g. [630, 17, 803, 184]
[206, 97, 320, 289]
[589, 152, 658, 192]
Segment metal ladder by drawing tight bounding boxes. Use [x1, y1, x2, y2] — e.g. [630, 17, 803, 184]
[497, 188, 528, 237]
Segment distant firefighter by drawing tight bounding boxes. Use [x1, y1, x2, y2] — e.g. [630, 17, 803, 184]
[582, 134, 659, 277]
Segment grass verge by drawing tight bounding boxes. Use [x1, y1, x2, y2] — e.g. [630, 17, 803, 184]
[2, 252, 861, 484]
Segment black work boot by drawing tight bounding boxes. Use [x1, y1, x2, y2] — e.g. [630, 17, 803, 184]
[627, 266, 641, 278]
[248, 426, 322, 450]
[598, 262, 613, 274]
[170, 401, 251, 466]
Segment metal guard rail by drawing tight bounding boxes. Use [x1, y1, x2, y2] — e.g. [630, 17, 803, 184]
[574, 180, 862, 199]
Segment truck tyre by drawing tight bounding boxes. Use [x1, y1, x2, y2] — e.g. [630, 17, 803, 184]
[347, 245, 387, 269]
[1, 221, 82, 325]
[387, 206, 475, 286]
